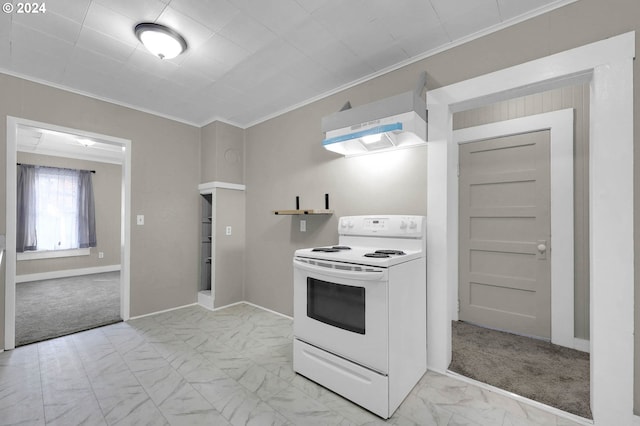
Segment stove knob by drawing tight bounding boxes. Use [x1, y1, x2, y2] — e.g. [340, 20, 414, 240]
[400, 220, 407, 229]
[348, 220, 354, 228]
[340, 220, 347, 228]
[409, 220, 417, 229]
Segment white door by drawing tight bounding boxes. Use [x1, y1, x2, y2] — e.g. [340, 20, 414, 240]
[458, 130, 551, 339]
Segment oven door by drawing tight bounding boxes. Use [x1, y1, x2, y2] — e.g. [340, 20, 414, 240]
[293, 256, 389, 374]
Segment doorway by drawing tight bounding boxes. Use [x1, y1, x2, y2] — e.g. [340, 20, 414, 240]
[454, 106, 578, 348]
[426, 32, 635, 424]
[5, 117, 132, 350]
[451, 106, 591, 417]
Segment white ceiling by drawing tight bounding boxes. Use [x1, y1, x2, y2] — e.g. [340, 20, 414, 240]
[0, 0, 575, 128]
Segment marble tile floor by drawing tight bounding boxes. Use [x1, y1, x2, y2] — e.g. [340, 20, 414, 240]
[0, 303, 585, 426]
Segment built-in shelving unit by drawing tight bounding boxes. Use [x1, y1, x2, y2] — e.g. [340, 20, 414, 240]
[198, 192, 213, 308]
[197, 181, 247, 310]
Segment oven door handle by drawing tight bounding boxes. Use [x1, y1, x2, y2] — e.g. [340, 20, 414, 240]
[293, 258, 386, 281]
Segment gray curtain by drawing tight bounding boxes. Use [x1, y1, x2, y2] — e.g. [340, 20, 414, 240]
[77, 170, 97, 248]
[16, 164, 37, 252]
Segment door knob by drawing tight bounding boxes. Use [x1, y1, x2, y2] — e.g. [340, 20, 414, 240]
[537, 240, 547, 260]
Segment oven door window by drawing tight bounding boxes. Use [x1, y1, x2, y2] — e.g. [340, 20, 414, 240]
[307, 277, 365, 334]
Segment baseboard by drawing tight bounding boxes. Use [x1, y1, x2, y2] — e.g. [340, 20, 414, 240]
[634, 414, 640, 425]
[243, 301, 293, 320]
[130, 300, 293, 322]
[211, 301, 244, 311]
[128, 301, 245, 321]
[16, 265, 121, 283]
[573, 338, 590, 353]
[208, 300, 293, 320]
[197, 290, 214, 310]
[446, 370, 594, 425]
[128, 303, 198, 320]
[201, 300, 293, 320]
[425, 364, 447, 375]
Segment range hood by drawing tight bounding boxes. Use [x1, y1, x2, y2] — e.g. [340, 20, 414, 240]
[321, 90, 427, 157]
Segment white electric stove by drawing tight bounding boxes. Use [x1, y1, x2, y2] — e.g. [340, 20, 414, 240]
[293, 215, 427, 419]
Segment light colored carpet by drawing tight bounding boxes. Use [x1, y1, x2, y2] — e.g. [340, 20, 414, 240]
[16, 271, 122, 346]
[449, 320, 591, 419]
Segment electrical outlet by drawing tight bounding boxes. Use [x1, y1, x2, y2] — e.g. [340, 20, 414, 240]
[98, 252, 104, 259]
[137, 215, 144, 225]
[225, 226, 232, 236]
[300, 219, 306, 232]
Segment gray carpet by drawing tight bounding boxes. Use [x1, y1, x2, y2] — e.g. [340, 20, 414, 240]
[16, 271, 122, 347]
[449, 320, 591, 419]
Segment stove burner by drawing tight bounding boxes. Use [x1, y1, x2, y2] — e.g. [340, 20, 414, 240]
[311, 246, 351, 252]
[364, 253, 391, 258]
[375, 249, 406, 255]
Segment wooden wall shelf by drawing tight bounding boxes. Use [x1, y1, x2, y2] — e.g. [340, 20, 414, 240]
[273, 209, 334, 215]
[275, 194, 333, 215]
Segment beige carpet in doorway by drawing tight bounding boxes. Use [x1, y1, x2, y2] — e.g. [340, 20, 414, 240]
[449, 320, 591, 419]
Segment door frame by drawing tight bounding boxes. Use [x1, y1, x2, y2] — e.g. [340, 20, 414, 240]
[426, 32, 634, 424]
[5, 117, 132, 350]
[454, 109, 576, 349]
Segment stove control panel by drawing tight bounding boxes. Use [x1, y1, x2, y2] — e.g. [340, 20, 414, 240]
[339, 215, 425, 237]
[363, 218, 388, 231]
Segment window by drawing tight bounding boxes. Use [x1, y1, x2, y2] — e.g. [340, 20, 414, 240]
[17, 164, 96, 253]
[35, 167, 81, 250]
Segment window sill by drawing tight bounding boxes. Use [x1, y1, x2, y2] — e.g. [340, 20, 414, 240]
[17, 248, 90, 261]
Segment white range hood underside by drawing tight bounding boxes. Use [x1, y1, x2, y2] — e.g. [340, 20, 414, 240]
[321, 91, 427, 157]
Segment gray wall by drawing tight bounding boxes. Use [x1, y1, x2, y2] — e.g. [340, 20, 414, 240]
[201, 121, 245, 185]
[15, 152, 121, 276]
[453, 84, 590, 340]
[245, 108, 428, 315]
[214, 188, 246, 308]
[0, 73, 202, 327]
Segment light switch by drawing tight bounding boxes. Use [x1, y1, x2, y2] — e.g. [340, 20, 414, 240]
[300, 219, 306, 232]
[225, 226, 232, 236]
[137, 215, 144, 225]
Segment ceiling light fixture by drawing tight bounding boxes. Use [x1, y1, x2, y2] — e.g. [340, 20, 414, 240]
[134, 23, 187, 60]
